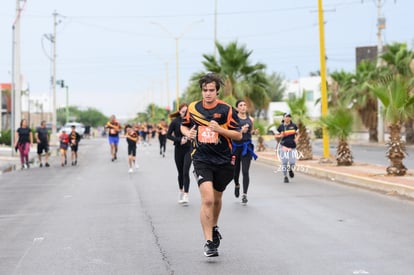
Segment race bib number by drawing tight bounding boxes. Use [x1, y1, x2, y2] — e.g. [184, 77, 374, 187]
[198, 126, 218, 144]
[110, 128, 117, 135]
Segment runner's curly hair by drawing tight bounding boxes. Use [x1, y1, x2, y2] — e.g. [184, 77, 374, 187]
[199, 73, 224, 91]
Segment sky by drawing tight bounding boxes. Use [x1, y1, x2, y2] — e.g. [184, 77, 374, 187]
[0, 0, 413, 119]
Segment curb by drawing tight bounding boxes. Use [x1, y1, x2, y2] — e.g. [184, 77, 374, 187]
[255, 152, 414, 199]
[300, 163, 414, 199]
[0, 163, 16, 175]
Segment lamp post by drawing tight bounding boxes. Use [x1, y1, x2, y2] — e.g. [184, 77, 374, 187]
[51, 11, 58, 145]
[147, 51, 170, 111]
[11, 0, 27, 156]
[65, 85, 69, 124]
[151, 20, 203, 110]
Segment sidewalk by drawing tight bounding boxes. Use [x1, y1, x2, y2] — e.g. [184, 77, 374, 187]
[0, 145, 57, 174]
[255, 148, 414, 199]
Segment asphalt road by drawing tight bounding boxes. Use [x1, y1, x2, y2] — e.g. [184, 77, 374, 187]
[1, 138, 414, 275]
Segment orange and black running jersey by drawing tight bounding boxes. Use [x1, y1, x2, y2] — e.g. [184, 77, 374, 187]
[277, 122, 298, 148]
[182, 99, 240, 165]
[106, 121, 121, 137]
[126, 131, 138, 146]
[70, 132, 80, 143]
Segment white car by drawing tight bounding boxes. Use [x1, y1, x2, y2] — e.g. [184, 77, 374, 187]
[59, 122, 85, 137]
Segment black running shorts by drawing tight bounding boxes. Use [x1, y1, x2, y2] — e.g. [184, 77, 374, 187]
[128, 144, 136, 157]
[37, 143, 49, 154]
[70, 144, 78, 152]
[192, 160, 234, 192]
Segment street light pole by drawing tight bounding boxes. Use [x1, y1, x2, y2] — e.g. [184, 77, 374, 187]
[11, 0, 27, 156]
[165, 62, 170, 111]
[175, 38, 180, 109]
[147, 51, 171, 110]
[65, 85, 69, 124]
[151, 20, 203, 110]
[51, 11, 58, 145]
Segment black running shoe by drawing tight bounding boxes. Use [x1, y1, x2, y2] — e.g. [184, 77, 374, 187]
[289, 167, 294, 178]
[241, 195, 248, 204]
[234, 184, 240, 198]
[204, 240, 218, 257]
[39, 163, 43, 168]
[284, 176, 289, 183]
[45, 163, 50, 167]
[212, 226, 222, 248]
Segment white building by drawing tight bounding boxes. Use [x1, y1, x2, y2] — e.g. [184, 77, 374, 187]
[267, 76, 322, 126]
[21, 93, 52, 128]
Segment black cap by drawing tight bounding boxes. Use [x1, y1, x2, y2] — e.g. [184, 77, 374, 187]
[283, 112, 291, 118]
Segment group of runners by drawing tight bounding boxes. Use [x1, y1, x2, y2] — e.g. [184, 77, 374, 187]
[13, 119, 82, 169]
[14, 73, 299, 258]
[102, 73, 299, 258]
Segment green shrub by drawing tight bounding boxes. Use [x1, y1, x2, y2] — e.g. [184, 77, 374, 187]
[0, 129, 12, 145]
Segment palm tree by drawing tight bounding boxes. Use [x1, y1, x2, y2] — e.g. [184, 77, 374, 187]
[346, 61, 379, 142]
[182, 41, 286, 123]
[369, 74, 414, 176]
[202, 41, 266, 98]
[236, 71, 271, 118]
[320, 106, 354, 166]
[380, 43, 414, 144]
[328, 70, 353, 107]
[286, 93, 313, 160]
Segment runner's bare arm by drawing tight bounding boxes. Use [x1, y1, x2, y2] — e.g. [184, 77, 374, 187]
[180, 125, 196, 140]
[209, 120, 242, 141]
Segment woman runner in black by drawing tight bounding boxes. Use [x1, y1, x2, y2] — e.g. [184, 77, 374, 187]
[14, 119, 33, 169]
[124, 124, 139, 173]
[232, 99, 258, 204]
[157, 119, 168, 157]
[167, 103, 192, 204]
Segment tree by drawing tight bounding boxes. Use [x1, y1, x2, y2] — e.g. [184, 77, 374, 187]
[320, 106, 354, 166]
[57, 106, 108, 127]
[78, 108, 108, 127]
[236, 71, 270, 119]
[369, 74, 414, 176]
[182, 41, 283, 120]
[135, 103, 169, 124]
[266, 73, 285, 102]
[380, 42, 414, 144]
[202, 41, 267, 99]
[329, 70, 354, 107]
[344, 61, 379, 142]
